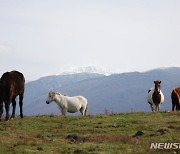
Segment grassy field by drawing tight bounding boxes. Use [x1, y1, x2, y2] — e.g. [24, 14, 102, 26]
[0, 112, 180, 154]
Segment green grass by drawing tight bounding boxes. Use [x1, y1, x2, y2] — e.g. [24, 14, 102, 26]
[0, 112, 180, 153]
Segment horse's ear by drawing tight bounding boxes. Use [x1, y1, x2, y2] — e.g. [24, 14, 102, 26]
[159, 81, 161, 84]
[56, 92, 60, 95]
[154, 81, 156, 84]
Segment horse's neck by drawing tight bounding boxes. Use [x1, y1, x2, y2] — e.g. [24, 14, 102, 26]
[55, 95, 66, 106]
[54, 95, 62, 103]
[153, 86, 160, 94]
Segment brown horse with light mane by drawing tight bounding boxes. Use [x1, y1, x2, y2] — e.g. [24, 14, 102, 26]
[0, 71, 25, 121]
[171, 87, 180, 111]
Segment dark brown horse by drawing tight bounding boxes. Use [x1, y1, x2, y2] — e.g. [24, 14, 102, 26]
[171, 87, 180, 111]
[0, 71, 25, 121]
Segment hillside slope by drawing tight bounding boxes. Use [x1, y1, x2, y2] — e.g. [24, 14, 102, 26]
[0, 112, 179, 153]
[22, 67, 180, 115]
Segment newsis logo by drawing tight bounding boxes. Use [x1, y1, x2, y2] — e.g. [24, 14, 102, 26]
[150, 143, 180, 150]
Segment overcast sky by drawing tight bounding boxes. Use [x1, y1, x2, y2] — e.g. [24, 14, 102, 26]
[0, 0, 180, 81]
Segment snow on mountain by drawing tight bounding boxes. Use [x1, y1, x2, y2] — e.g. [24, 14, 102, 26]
[61, 65, 111, 75]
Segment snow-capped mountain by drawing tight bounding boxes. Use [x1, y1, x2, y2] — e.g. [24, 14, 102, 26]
[61, 65, 111, 75]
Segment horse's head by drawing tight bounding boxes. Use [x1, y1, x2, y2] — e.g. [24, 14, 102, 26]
[154, 80, 161, 93]
[46, 91, 60, 104]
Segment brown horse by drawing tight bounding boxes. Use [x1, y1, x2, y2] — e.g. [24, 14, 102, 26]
[0, 71, 25, 121]
[171, 87, 180, 111]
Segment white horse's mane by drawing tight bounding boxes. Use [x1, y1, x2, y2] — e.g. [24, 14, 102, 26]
[49, 90, 61, 95]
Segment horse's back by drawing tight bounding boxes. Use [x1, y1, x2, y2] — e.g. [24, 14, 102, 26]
[0, 71, 25, 98]
[172, 87, 180, 98]
[10, 71, 25, 93]
[1, 71, 25, 85]
[8, 71, 25, 84]
[69, 96, 87, 105]
[76, 96, 87, 102]
[68, 96, 87, 106]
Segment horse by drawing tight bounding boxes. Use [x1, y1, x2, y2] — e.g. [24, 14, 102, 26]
[46, 91, 88, 116]
[171, 87, 180, 111]
[0, 71, 25, 121]
[146, 80, 164, 112]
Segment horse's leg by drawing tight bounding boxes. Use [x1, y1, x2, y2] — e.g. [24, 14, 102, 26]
[155, 104, 158, 112]
[150, 104, 153, 112]
[80, 107, 84, 116]
[61, 109, 67, 116]
[81, 106, 88, 116]
[5, 101, 10, 121]
[153, 103, 156, 112]
[157, 104, 160, 112]
[84, 105, 88, 116]
[172, 103, 175, 111]
[11, 96, 16, 119]
[148, 102, 153, 112]
[150, 103, 154, 112]
[80, 105, 87, 116]
[176, 100, 180, 111]
[0, 102, 3, 121]
[19, 94, 24, 118]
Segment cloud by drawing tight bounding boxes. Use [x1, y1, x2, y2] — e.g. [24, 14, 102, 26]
[0, 1, 180, 81]
[0, 43, 11, 53]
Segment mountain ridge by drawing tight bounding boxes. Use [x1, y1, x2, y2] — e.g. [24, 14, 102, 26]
[21, 67, 180, 116]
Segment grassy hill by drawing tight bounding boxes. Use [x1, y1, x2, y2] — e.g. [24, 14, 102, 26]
[0, 112, 180, 154]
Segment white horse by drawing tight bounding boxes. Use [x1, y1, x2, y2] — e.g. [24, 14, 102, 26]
[146, 80, 164, 112]
[46, 91, 88, 116]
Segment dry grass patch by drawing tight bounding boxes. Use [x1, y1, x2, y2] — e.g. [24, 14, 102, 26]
[87, 134, 140, 144]
[66, 134, 140, 144]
